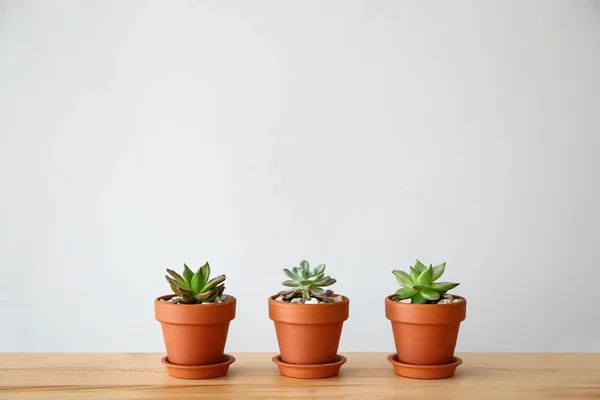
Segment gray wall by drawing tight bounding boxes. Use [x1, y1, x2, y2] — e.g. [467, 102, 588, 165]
[1, 0, 599, 353]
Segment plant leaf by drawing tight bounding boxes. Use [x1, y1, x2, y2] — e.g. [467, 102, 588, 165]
[430, 282, 459, 292]
[308, 272, 325, 282]
[395, 287, 417, 298]
[309, 285, 324, 294]
[195, 290, 212, 301]
[180, 294, 195, 303]
[417, 266, 434, 285]
[410, 284, 429, 291]
[283, 268, 301, 281]
[299, 260, 309, 271]
[297, 266, 307, 280]
[411, 292, 427, 304]
[166, 269, 186, 286]
[393, 270, 413, 286]
[302, 290, 311, 301]
[420, 288, 440, 301]
[200, 262, 210, 288]
[414, 260, 427, 273]
[282, 280, 301, 287]
[165, 276, 181, 294]
[176, 285, 196, 296]
[311, 277, 335, 286]
[409, 267, 420, 282]
[183, 264, 194, 284]
[202, 275, 226, 291]
[190, 265, 206, 293]
[314, 264, 326, 276]
[431, 262, 446, 282]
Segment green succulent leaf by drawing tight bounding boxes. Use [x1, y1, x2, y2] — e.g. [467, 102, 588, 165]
[176, 285, 196, 296]
[430, 282, 459, 292]
[166, 276, 180, 294]
[203, 275, 226, 291]
[411, 292, 427, 304]
[183, 264, 194, 284]
[420, 288, 441, 301]
[314, 264, 326, 276]
[431, 262, 446, 282]
[190, 265, 206, 293]
[302, 290, 311, 301]
[413, 260, 427, 273]
[309, 285, 324, 293]
[417, 266, 434, 285]
[166, 269, 186, 286]
[201, 262, 210, 288]
[283, 268, 302, 281]
[393, 270, 413, 286]
[180, 294, 195, 303]
[282, 280, 301, 287]
[409, 284, 429, 291]
[310, 276, 330, 286]
[299, 260, 309, 271]
[409, 267, 420, 282]
[308, 272, 325, 282]
[395, 287, 417, 298]
[195, 290, 214, 301]
[166, 276, 182, 290]
[297, 266, 307, 279]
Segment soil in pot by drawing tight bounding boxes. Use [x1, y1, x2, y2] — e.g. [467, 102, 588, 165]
[268, 293, 349, 365]
[155, 294, 236, 366]
[385, 294, 466, 365]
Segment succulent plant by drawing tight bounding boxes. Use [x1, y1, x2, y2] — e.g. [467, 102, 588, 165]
[165, 262, 226, 304]
[392, 260, 459, 304]
[278, 260, 337, 303]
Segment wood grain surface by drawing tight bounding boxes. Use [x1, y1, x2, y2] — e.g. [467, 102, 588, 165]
[1, 352, 598, 399]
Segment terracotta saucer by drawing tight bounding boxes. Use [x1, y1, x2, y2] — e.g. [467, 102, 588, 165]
[387, 354, 462, 379]
[272, 354, 347, 379]
[161, 354, 235, 379]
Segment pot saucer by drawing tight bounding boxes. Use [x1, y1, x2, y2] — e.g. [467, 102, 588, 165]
[387, 354, 462, 379]
[161, 354, 235, 379]
[272, 354, 347, 379]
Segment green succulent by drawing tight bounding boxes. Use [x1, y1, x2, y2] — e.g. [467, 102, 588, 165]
[392, 260, 459, 304]
[278, 260, 337, 302]
[165, 262, 226, 304]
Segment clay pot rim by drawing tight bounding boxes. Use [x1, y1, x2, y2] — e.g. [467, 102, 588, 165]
[155, 293, 237, 307]
[268, 293, 349, 306]
[385, 294, 466, 307]
[161, 354, 236, 369]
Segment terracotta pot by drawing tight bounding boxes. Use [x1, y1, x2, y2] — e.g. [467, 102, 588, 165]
[385, 295, 466, 365]
[268, 294, 349, 365]
[155, 294, 236, 365]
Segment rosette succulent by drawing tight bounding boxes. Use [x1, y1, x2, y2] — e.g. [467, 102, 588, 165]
[165, 262, 226, 304]
[392, 260, 459, 304]
[278, 260, 337, 303]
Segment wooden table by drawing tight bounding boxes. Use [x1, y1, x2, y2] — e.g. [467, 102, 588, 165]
[1, 353, 598, 399]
